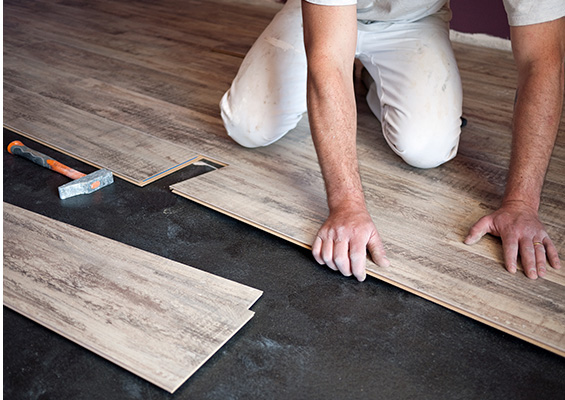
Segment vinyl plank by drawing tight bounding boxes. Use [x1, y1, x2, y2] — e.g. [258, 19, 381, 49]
[3, 52, 231, 163]
[3, 84, 201, 185]
[3, 9, 230, 85]
[4, 0, 564, 356]
[4, 0, 274, 184]
[171, 148, 565, 357]
[171, 41, 565, 356]
[6, 40, 220, 116]
[3, 203, 262, 392]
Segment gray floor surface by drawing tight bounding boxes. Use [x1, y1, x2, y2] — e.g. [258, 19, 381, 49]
[3, 129, 565, 400]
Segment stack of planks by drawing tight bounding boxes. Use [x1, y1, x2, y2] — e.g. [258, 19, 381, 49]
[3, 203, 262, 393]
[3, 0, 564, 357]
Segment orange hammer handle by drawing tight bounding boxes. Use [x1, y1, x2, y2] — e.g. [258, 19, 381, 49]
[7, 140, 86, 180]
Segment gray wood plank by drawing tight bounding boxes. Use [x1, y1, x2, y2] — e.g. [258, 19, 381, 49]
[171, 43, 565, 356]
[4, 0, 564, 356]
[3, 203, 262, 392]
[3, 84, 202, 185]
[3, 0, 278, 184]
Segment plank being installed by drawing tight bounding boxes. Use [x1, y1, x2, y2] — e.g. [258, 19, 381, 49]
[3, 203, 262, 393]
[171, 44, 565, 356]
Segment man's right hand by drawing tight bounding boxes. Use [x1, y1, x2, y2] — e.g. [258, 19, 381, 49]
[312, 202, 390, 282]
[303, 2, 389, 281]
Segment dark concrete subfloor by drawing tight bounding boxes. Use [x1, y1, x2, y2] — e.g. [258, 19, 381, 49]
[3, 128, 564, 400]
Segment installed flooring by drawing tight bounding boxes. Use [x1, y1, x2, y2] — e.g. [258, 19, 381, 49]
[3, 0, 279, 185]
[3, 0, 564, 362]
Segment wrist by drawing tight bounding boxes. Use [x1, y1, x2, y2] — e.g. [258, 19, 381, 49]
[501, 198, 539, 213]
[503, 182, 541, 211]
[327, 194, 367, 213]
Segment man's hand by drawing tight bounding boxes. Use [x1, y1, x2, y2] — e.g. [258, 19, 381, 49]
[465, 201, 561, 279]
[312, 203, 389, 281]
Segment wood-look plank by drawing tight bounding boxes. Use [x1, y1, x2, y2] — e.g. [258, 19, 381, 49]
[3, 50, 230, 163]
[3, 3, 240, 88]
[172, 157, 565, 357]
[171, 41, 565, 356]
[3, 0, 279, 185]
[3, 203, 262, 392]
[4, 0, 564, 355]
[3, 84, 202, 185]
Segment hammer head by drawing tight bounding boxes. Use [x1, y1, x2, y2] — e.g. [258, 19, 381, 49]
[58, 169, 114, 199]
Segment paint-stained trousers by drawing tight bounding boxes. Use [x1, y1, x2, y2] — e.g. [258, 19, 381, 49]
[220, 0, 463, 169]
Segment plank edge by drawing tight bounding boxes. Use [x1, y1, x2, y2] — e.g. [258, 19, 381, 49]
[171, 190, 565, 358]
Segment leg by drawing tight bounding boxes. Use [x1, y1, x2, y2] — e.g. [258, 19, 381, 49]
[357, 14, 463, 168]
[220, 0, 307, 148]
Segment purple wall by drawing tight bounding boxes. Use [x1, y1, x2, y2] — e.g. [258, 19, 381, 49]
[450, 1, 510, 39]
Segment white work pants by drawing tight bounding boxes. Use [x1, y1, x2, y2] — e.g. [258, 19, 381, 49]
[220, 0, 463, 168]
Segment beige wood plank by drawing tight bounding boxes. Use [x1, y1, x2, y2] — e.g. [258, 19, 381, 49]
[3, 203, 262, 392]
[3, 0, 277, 184]
[171, 149, 565, 356]
[3, 51, 230, 163]
[3, 0, 268, 91]
[170, 41, 565, 356]
[4, 0, 564, 356]
[3, 84, 202, 186]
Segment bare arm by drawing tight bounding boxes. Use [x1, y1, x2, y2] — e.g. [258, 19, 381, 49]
[302, 1, 389, 281]
[465, 17, 565, 278]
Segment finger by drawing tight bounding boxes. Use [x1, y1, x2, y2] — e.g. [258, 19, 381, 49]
[533, 240, 547, 278]
[312, 236, 324, 265]
[367, 232, 389, 268]
[321, 238, 338, 271]
[349, 239, 367, 282]
[544, 237, 562, 270]
[502, 237, 519, 274]
[518, 238, 537, 279]
[333, 240, 352, 277]
[464, 216, 492, 245]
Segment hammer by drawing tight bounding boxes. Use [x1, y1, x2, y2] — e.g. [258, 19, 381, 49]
[7, 140, 114, 199]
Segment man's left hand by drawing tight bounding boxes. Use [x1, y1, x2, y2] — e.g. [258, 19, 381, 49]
[464, 201, 561, 279]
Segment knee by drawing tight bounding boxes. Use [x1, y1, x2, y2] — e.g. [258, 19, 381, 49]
[220, 89, 304, 148]
[399, 136, 460, 169]
[220, 90, 273, 148]
[383, 113, 461, 169]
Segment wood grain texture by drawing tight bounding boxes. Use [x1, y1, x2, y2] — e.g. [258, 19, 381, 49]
[4, 84, 202, 185]
[4, 0, 564, 355]
[3, 203, 262, 392]
[3, 0, 276, 185]
[171, 45, 565, 356]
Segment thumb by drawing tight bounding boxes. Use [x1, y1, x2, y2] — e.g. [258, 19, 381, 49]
[367, 232, 390, 268]
[464, 216, 492, 245]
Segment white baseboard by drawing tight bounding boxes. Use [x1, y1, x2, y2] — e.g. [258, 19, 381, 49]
[449, 30, 512, 52]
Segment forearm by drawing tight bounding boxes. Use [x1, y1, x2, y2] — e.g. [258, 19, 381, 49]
[302, 1, 360, 211]
[461, 20, 565, 278]
[504, 61, 564, 209]
[307, 65, 363, 210]
[303, 2, 388, 277]
[504, 19, 565, 210]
